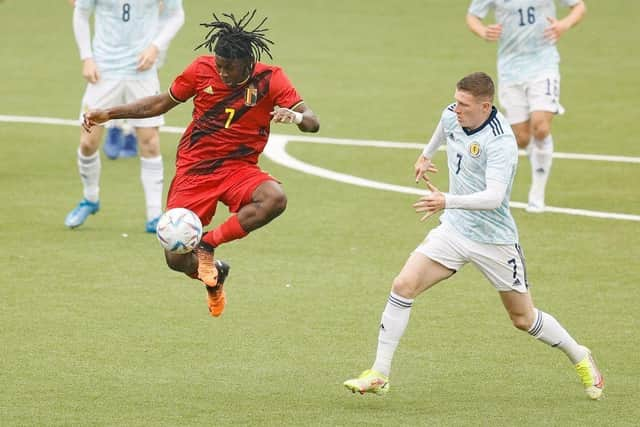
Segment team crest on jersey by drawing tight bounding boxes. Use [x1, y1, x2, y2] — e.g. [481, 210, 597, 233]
[469, 142, 481, 158]
[244, 85, 258, 106]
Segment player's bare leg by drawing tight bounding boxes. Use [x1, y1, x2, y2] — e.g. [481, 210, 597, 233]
[237, 180, 288, 232]
[345, 253, 454, 395]
[65, 126, 105, 228]
[164, 248, 230, 317]
[195, 179, 287, 286]
[164, 250, 199, 276]
[499, 289, 536, 331]
[182, 181, 287, 316]
[500, 290, 604, 399]
[511, 121, 531, 150]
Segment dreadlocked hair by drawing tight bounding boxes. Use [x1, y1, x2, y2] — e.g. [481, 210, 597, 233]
[195, 10, 274, 61]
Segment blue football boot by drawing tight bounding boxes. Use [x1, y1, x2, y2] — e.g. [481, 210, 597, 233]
[104, 127, 123, 160]
[145, 215, 160, 233]
[119, 132, 138, 158]
[65, 199, 100, 228]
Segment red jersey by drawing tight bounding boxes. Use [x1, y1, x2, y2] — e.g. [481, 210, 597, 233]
[169, 56, 303, 175]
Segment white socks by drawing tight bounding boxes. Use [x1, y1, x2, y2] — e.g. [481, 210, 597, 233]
[528, 308, 587, 364]
[140, 155, 164, 221]
[372, 292, 414, 377]
[77, 149, 101, 202]
[527, 135, 553, 207]
[370, 295, 586, 377]
[76, 150, 163, 221]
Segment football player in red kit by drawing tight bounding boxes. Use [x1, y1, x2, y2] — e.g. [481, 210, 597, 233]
[82, 10, 320, 317]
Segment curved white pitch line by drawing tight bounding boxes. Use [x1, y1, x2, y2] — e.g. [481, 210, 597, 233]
[2, 114, 640, 164]
[264, 136, 640, 222]
[1, 114, 639, 221]
[264, 135, 430, 196]
[282, 134, 640, 164]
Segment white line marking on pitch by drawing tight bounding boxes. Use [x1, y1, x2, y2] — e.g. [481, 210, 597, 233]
[2, 114, 638, 222]
[264, 136, 640, 222]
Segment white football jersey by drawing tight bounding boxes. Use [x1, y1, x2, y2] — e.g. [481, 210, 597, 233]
[75, 0, 181, 79]
[468, 0, 580, 83]
[437, 104, 519, 245]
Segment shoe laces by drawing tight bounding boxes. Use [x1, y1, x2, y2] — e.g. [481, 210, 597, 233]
[207, 285, 224, 299]
[197, 247, 218, 286]
[576, 356, 600, 387]
[79, 199, 97, 209]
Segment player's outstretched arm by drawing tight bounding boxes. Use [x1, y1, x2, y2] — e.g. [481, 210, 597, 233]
[82, 92, 179, 132]
[466, 14, 502, 42]
[416, 120, 445, 183]
[412, 179, 507, 221]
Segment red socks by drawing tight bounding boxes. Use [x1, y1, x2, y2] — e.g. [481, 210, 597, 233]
[202, 215, 248, 248]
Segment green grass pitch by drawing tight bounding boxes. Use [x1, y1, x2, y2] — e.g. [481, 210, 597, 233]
[1, 1, 639, 425]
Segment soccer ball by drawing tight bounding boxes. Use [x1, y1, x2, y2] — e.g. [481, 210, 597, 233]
[156, 208, 203, 254]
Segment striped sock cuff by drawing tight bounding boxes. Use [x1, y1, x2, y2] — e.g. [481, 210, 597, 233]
[528, 309, 543, 337]
[78, 148, 99, 163]
[388, 291, 414, 309]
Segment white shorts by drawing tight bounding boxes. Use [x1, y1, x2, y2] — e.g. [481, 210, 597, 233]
[414, 223, 529, 293]
[498, 72, 565, 125]
[79, 77, 164, 128]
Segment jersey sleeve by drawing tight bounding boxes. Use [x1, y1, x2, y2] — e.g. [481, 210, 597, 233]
[161, 0, 183, 11]
[153, 3, 184, 52]
[422, 120, 446, 159]
[468, 0, 494, 18]
[485, 134, 518, 184]
[75, 0, 95, 10]
[269, 68, 303, 109]
[169, 59, 200, 103]
[422, 105, 454, 158]
[559, 0, 581, 7]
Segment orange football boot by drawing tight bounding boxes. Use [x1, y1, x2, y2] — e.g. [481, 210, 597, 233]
[205, 260, 230, 317]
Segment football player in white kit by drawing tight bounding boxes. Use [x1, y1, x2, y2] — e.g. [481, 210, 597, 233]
[344, 72, 603, 400]
[65, 0, 184, 232]
[466, 0, 586, 212]
[102, 0, 179, 160]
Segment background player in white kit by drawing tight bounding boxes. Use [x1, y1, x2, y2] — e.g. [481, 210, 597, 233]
[466, 0, 586, 212]
[102, 0, 180, 160]
[65, 0, 184, 232]
[343, 72, 603, 400]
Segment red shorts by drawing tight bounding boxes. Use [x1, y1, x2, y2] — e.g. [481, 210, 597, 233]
[166, 161, 277, 226]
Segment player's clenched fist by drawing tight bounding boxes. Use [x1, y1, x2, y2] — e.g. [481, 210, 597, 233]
[82, 110, 109, 132]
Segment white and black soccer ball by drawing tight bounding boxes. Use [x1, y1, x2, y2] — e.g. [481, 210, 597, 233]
[156, 208, 203, 254]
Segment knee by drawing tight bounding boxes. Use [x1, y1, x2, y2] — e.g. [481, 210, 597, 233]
[138, 132, 160, 157]
[266, 191, 287, 218]
[139, 133, 159, 148]
[510, 313, 534, 331]
[514, 129, 531, 149]
[79, 135, 99, 155]
[391, 275, 418, 299]
[531, 121, 551, 141]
